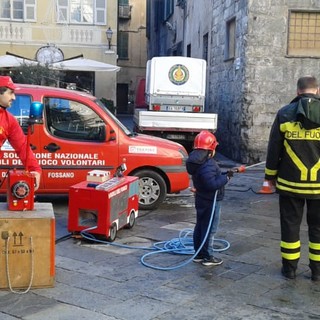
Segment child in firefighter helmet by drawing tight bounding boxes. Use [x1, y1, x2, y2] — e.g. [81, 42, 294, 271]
[186, 130, 232, 266]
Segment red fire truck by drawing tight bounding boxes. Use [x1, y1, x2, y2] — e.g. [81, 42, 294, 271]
[68, 175, 139, 241]
[0, 84, 190, 210]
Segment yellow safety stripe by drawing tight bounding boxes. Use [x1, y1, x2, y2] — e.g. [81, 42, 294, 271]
[311, 160, 320, 181]
[309, 253, 320, 262]
[281, 240, 300, 249]
[283, 140, 308, 180]
[277, 177, 320, 188]
[309, 242, 320, 250]
[281, 252, 300, 260]
[277, 185, 320, 195]
[265, 168, 277, 176]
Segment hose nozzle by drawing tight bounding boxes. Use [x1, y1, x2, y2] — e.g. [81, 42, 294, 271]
[233, 165, 246, 173]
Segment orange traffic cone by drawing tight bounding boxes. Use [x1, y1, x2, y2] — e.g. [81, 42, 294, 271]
[257, 180, 275, 194]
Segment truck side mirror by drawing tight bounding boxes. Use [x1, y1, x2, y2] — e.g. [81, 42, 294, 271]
[28, 101, 43, 124]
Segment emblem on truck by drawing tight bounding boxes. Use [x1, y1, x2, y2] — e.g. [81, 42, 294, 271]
[168, 64, 189, 85]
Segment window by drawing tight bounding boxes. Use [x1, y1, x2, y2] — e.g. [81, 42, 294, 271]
[203, 32, 208, 62]
[186, 44, 191, 57]
[0, 0, 36, 21]
[164, 0, 173, 21]
[57, 0, 106, 25]
[146, 0, 150, 38]
[176, 0, 185, 8]
[44, 98, 106, 141]
[118, 0, 131, 19]
[118, 31, 129, 59]
[153, 0, 164, 32]
[225, 17, 236, 60]
[288, 11, 320, 57]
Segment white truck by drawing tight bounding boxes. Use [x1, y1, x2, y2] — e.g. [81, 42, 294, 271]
[133, 56, 218, 150]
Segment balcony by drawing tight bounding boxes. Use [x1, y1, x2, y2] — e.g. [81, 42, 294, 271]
[119, 5, 131, 19]
[0, 23, 105, 46]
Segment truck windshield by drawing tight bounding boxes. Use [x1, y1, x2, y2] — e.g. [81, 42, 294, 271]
[95, 99, 133, 136]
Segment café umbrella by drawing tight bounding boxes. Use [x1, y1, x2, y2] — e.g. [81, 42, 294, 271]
[51, 57, 120, 72]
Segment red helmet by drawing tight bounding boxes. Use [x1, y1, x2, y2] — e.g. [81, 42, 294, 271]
[193, 130, 218, 151]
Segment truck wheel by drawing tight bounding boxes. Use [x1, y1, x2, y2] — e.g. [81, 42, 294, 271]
[108, 223, 117, 242]
[126, 210, 136, 229]
[135, 170, 167, 210]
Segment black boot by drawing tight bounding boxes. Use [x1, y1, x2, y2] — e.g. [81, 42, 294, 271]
[309, 262, 320, 282]
[281, 266, 296, 279]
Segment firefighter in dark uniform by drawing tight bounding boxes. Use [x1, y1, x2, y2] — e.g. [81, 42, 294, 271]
[265, 75, 320, 281]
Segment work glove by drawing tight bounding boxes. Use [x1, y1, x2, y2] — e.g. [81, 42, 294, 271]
[226, 170, 234, 179]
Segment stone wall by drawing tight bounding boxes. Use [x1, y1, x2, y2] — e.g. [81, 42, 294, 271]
[209, 0, 320, 164]
[209, 0, 249, 162]
[147, 0, 320, 164]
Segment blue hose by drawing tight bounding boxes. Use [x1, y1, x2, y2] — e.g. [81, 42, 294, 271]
[80, 190, 230, 270]
[140, 190, 230, 270]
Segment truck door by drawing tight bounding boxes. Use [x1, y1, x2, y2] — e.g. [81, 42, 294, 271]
[39, 97, 118, 192]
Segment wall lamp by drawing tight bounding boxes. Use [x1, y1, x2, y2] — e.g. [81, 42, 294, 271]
[106, 27, 113, 49]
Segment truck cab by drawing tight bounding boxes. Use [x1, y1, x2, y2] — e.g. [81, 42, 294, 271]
[0, 84, 190, 210]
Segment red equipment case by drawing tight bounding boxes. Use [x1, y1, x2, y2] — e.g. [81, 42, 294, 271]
[68, 176, 139, 241]
[7, 169, 35, 211]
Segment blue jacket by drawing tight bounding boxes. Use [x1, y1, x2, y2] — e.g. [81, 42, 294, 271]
[186, 149, 228, 201]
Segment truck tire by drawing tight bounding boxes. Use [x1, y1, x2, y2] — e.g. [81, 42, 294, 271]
[126, 210, 136, 229]
[135, 170, 167, 210]
[108, 223, 117, 242]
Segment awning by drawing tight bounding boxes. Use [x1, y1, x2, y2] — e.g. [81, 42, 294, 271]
[0, 54, 38, 68]
[51, 57, 120, 72]
[0, 53, 120, 72]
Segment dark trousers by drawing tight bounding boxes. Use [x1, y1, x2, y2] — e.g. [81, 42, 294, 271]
[193, 196, 214, 259]
[279, 195, 320, 275]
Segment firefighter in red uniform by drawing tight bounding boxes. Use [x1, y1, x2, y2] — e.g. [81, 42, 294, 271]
[0, 76, 41, 189]
[265, 75, 320, 281]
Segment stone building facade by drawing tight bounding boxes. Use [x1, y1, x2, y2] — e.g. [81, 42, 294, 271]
[116, 0, 148, 114]
[0, 0, 119, 102]
[147, 0, 320, 163]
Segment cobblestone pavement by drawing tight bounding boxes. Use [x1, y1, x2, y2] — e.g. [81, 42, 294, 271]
[0, 157, 319, 320]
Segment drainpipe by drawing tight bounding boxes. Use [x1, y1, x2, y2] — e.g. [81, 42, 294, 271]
[182, 0, 187, 55]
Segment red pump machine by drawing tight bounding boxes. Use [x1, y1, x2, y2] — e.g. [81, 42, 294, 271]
[68, 167, 139, 241]
[7, 169, 36, 211]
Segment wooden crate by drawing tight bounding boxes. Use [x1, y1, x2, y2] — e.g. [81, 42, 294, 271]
[0, 203, 55, 290]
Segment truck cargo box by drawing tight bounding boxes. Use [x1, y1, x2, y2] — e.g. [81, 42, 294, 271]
[146, 56, 206, 104]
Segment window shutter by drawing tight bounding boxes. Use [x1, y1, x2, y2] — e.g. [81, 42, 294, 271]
[118, 32, 129, 59]
[0, 0, 10, 19]
[13, 0, 23, 20]
[57, 0, 68, 22]
[95, 0, 106, 25]
[25, 0, 36, 21]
